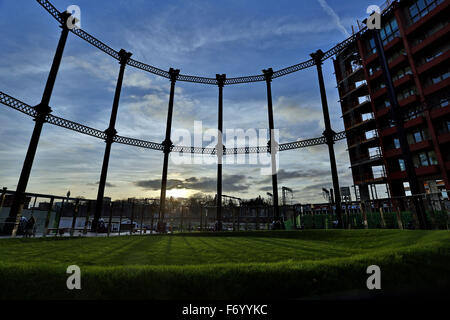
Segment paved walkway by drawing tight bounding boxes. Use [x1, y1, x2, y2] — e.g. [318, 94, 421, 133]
[0, 230, 160, 239]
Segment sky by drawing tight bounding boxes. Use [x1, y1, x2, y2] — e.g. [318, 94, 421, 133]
[0, 0, 390, 203]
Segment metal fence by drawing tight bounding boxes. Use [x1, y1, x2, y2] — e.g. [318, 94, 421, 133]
[1, 188, 449, 237]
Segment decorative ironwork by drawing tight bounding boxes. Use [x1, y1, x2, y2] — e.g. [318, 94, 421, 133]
[1, 90, 347, 154]
[114, 135, 164, 151]
[46, 114, 107, 140]
[0, 92, 37, 117]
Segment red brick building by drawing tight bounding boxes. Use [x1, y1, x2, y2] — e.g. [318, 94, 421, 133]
[334, 0, 449, 201]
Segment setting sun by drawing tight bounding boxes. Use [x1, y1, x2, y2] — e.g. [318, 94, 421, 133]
[167, 188, 190, 199]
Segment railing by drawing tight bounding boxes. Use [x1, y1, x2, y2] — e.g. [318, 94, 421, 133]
[2, 188, 448, 236]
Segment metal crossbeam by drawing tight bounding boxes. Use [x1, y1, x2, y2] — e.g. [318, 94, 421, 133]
[0, 92, 37, 117]
[36, 0, 368, 86]
[46, 114, 107, 140]
[0, 90, 346, 154]
[114, 135, 164, 151]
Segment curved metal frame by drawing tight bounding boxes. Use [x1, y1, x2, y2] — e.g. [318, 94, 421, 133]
[0, 91, 346, 154]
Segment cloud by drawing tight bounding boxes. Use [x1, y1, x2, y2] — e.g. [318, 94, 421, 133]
[135, 174, 249, 193]
[88, 181, 118, 188]
[317, 0, 350, 37]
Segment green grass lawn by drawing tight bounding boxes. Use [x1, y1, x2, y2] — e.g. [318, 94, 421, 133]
[0, 230, 449, 299]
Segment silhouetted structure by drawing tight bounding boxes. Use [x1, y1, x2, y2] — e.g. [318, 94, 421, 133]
[334, 0, 449, 229]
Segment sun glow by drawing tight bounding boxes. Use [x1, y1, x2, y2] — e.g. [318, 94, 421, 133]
[166, 188, 190, 199]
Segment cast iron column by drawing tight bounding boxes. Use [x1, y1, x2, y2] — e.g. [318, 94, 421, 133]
[262, 68, 281, 229]
[311, 50, 343, 229]
[5, 12, 72, 236]
[158, 68, 180, 231]
[371, 29, 428, 229]
[216, 74, 226, 231]
[92, 49, 132, 232]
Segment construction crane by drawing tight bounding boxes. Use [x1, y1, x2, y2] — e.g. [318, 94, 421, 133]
[281, 187, 293, 206]
[221, 194, 242, 205]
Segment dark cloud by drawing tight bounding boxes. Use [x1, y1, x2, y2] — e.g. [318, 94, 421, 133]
[259, 168, 331, 184]
[135, 175, 249, 192]
[88, 181, 117, 188]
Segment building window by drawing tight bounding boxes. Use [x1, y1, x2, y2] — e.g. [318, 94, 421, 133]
[394, 138, 401, 149]
[407, 128, 429, 145]
[367, 38, 377, 55]
[366, 17, 400, 55]
[419, 152, 429, 166]
[362, 113, 374, 121]
[408, 0, 444, 24]
[399, 159, 406, 171]
[380, 17, 400, 45]
[426, 67, 450, 87]
[412, 151, 438, 168]
[428, 151, 438, 165]
[414, 131, 423, 143]
[437, 120, 450, 134]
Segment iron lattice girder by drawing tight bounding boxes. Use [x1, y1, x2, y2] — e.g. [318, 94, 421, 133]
[36, 0, 364, 85]
[0, 92, 37, 117]
[0, 91, 346, 154]
[113, 135, 164, 151]
[45, 114, 107, 140]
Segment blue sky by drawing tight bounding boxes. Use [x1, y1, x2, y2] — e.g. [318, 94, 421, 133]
[0, 0, 388, 202]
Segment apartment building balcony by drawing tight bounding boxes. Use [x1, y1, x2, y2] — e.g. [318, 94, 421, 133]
[399, 94, 419, 107]
[405, 0, 450, 36]
[409, 139, 433, 152]
[393, 73, 415, 88]
[347, 134, 379, 150]
[354, 172, 387, 185]
[404, 115, 425, 129]
[417, 49, 450, 75]
[340, 81, 368, 100]
[430, 104, 450, 119]
[345, 116, 376, 132]
[372, 75, 415, 101]
[342, 97, 371, 116]
[380, 126, 397, 137]
[350, 153, 383, 168]
[416, 164, 440, 176]
[391, 165, 441, 180]
[423, 77, 450, 96]
[364, 37, 403, 65]
[338, 65, 364, 85]
[411, 23, 450, 55]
